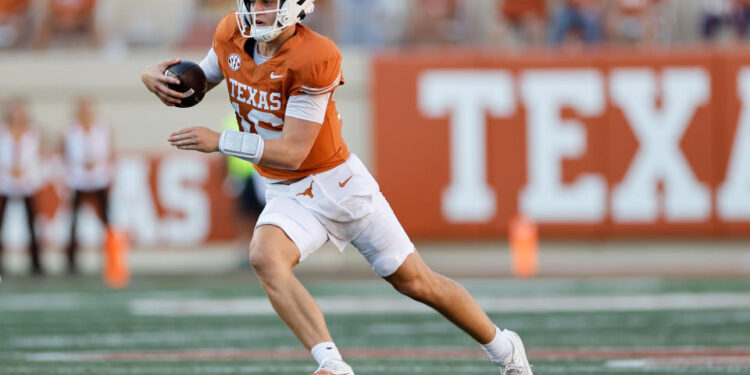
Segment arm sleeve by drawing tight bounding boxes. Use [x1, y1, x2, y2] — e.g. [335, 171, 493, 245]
[199, 47, 224, 83]
[285, 93, 331, 124]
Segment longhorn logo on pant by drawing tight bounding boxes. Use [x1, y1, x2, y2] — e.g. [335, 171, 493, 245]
[296, 181, 314, 199]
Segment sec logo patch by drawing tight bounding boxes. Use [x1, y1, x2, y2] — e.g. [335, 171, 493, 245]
[228, 53, 242, 72]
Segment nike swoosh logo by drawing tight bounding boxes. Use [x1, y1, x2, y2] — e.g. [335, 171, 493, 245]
[339, 175, 353, 188]
[270, 72, 283, 79]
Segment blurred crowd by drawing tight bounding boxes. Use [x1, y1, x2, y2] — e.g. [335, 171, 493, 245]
[0, 96, 113, 276]
[2, 0, 750, 52]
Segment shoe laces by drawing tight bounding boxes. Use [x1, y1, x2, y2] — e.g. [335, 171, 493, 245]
[318, 359, 352, 374]
[503, 364, 532, 375]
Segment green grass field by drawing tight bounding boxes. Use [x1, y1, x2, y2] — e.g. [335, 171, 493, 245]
[1, 273, 749, 374]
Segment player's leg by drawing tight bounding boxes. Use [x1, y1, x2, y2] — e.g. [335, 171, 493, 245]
[250, 191, 354, 374]
[350, 191, 496, 341]
[94, 188, 110, 225]
[65, 190, 81, 274]
[393, 254, 532, 373]
[353, 192, 531, 374]
[23, 195, 43, 275]
[385, 251, 496, 342]
[0, 195, 7, 273]
[249, 224, 333, 349]
[386, 254, 531, 374]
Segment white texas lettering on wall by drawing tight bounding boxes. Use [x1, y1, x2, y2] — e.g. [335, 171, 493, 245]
[520, 69, 606, 222]
[111, 155, 210, 246]
[419, 66, 749, 224]
[610, 68, 711, 222]
[419, 70, 515, 223]
[719, 67, 750, 220]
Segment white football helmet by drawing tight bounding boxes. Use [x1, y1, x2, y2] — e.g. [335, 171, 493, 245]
[235, 0, 315, 42]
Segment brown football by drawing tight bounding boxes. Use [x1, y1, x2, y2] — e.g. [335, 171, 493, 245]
[165, 61, 207, 108]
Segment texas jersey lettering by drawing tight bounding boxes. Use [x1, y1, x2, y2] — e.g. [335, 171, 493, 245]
[212, 13, 349, 180]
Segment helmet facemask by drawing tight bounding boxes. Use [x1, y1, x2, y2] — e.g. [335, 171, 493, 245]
[235, 0, 315, 42]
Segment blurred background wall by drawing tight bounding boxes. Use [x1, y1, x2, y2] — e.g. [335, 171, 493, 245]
[1, 0, 749, 273]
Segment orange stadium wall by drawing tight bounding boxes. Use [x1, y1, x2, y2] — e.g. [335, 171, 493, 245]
[373, 49, 750, 240]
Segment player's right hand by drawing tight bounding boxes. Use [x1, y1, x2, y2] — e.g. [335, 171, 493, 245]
[168, 126, 220, 153]
[141, 58, 187, 107]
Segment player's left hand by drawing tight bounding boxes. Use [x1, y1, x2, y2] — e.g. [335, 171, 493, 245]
[168, 126, 220, 153]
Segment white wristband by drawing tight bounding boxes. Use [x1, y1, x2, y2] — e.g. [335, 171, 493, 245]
[218, 130, 264, 164]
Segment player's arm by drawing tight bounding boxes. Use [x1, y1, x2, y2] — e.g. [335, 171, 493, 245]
[167, 119, 319, 169]
[199, 47, 225, 93]
[258, 116, 321, 170]
[169, 93, 328, 170]
[256, 92, 329, 169]
[167, 115, 321, 170]
[206, 81, 222, 92]
[213, 93, 329, 169]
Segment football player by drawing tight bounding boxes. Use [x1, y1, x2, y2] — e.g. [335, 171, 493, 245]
[63, 97, 114, 274]
[140, 1, 533, 374]
[0, 97, 43, 275]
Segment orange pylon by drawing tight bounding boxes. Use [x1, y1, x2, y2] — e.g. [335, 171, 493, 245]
[104, 227, 130, 289]
[509, 215, 538, 278]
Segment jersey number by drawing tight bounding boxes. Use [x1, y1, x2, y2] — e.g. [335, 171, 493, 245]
[232, 102, 284, 140]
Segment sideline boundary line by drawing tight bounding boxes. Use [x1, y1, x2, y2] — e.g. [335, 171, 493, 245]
[25, 347, 750, 364]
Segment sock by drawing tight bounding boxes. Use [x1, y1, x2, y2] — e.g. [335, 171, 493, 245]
[481, 326, 514, 366]
[311, 341, 343, 366]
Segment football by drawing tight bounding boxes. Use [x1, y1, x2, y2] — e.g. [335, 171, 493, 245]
[165, 60, 207, 108]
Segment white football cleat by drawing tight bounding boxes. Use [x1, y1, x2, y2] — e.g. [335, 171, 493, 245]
[311, 359, 355, 375]
[500, 330, 533, 375]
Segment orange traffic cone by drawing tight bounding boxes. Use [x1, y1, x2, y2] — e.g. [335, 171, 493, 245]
[509, 215, 538, 278]
[104, 227, 130, 289]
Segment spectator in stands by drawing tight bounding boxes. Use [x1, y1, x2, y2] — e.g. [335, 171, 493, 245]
[0, 97, 43, 275]
[701, 0, 734, 41]
[497, 0, 547, 48]
[180, 0, 235, 48]
[334, 0, 408, 47]
[300, 0, 337, 41]
[405, 0, 465, 46]
[549, 0, 604, 47]
[198, 0, 235, 12]
[0, 0, 32, 48]
[733, 0, 750, 39]
[33, 0, 101, 49]
[63, 97, 113, 274]
[605, 0, 672, 45]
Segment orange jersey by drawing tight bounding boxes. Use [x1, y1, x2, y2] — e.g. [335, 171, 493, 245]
[212, 13, 349, 180]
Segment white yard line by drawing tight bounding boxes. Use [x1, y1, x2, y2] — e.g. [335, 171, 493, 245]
[607, 357, 750, 369]
[0, 294, 85, 311]
[130, 293, 750, 316]
[21, 347, 750, 368]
